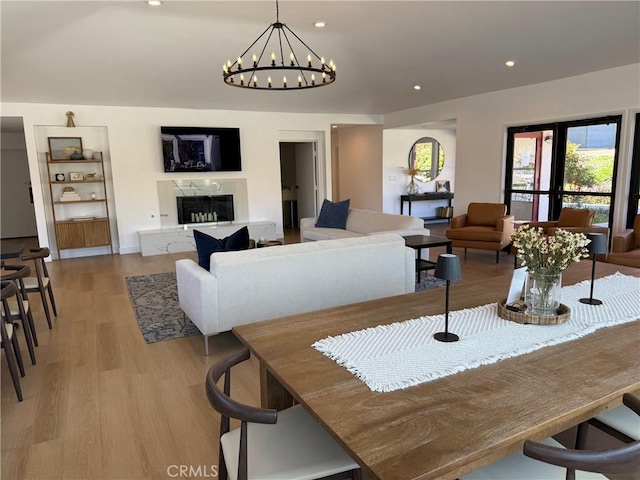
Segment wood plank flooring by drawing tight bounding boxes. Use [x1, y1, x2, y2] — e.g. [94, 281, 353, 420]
[0, 225, 600, 479]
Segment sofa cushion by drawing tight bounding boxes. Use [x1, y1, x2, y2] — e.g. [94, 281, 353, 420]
[466, 203, 507, 226]
[304, 227, 362, 242]
[346, 208, 424, 234]
[446, 226, 506, 243]
[557, 208, 594, 227]
[194, 227, 250, 270]
[316, 199, 350, 229]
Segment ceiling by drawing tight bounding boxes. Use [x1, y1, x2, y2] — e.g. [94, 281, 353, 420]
[1, 1, 639, 116]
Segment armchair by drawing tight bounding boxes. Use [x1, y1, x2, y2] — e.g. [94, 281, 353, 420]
[445, 203, 514, 263]
[607, 214, 640, 268]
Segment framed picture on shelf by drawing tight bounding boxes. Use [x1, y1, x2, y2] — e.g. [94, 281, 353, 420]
[48, 137, 83, 160]
[69, 171, 84, 181]
[54, 173, 66, 182]
[436, 180, 451, 193]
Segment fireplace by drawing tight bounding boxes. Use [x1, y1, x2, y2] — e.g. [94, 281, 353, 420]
[176, 195, 234, 224]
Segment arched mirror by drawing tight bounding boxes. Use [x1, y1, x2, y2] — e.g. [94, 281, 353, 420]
[408, 137, 445, 183]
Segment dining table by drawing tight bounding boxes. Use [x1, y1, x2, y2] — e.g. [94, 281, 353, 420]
[233, 261, 640, 480]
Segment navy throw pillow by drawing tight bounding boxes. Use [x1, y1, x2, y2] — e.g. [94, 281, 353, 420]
[315, 199, 350, 229]
[193, 227, 250, 270]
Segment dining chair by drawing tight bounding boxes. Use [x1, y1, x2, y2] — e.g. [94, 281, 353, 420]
[575, 399, 640, 448]
[1, 281, 25, 401]
[1, 264, 37, 365]
[21, 247, 57, 329]
[461, 393, 640, 480]
[206, 348, 361, 480]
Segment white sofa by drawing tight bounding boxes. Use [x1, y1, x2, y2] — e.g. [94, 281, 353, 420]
[300, 208, 428, 242]
[176, 233, 415, 354]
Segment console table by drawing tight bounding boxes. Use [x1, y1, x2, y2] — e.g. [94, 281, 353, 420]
[400, 192, 454, 224]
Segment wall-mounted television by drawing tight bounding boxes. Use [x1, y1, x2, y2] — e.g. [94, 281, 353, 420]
[161, 126, 242, 173]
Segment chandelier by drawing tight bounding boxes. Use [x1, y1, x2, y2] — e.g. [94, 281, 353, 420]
[222, 0, 336, 90]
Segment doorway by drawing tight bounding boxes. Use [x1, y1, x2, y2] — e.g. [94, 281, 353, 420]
[279, 141, 318, 242]
[505, 115, 621, 231]
[1, 117, 38, 240]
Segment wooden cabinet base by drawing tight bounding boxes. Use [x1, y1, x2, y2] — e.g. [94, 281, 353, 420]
[55, 219, 112, 252]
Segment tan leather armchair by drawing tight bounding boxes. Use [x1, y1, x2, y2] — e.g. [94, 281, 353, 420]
[607, 215, 640, 268]
[446, 203, 514, 263]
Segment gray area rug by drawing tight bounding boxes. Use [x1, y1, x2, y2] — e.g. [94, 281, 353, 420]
[126, 272, 200, 343]
[126, 270, 446, 344]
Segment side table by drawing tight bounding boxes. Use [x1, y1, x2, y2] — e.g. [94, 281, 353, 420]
[403, 235, 453, 282]
[257, 240, 284, 248]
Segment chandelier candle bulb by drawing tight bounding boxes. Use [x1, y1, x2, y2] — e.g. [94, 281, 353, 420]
[311, 74, 315, 85]
[290, 52, 295, 66]
[307, 54, 312, 67]
[268, 76, 272, 88]
[240, 73, 244, 85]
[252, 53, 257, 67]
[283, 76, 287, 88]
[298, 75, 302, 87]
[271, 52, 276, 66]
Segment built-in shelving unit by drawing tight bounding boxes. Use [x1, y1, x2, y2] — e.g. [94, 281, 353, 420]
[45, 152, 113, 258]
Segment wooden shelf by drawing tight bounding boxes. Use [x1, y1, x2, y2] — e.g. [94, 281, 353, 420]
[46, 151, 113, 256]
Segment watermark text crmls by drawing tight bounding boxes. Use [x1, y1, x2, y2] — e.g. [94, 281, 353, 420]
[167, 465, 218, 478]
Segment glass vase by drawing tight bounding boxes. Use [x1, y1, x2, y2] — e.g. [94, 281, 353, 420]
[525, 272, 562, 317]
[406, 177, 420, 195]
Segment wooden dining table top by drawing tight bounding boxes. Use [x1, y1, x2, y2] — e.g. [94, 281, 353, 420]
[233, 261, 640, 480]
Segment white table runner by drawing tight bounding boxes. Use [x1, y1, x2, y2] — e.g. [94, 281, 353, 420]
[312, 273, 640, 392]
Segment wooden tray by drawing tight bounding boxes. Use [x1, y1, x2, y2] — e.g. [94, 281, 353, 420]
[497, 299, 571, 325]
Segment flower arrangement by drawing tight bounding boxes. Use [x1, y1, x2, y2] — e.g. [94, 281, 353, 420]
[512, 225, 590, 316]
[512, 225, 590, 277]
[406, 166, 419, 177]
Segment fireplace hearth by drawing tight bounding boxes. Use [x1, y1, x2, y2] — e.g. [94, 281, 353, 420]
[177, 195, 234, 225]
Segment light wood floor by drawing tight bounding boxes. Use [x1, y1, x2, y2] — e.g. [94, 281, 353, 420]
[0, 225, 592, 479]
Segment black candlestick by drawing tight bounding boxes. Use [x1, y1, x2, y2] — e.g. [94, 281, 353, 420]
[433, 254, 462, 342]
[579, 233, 607, 306]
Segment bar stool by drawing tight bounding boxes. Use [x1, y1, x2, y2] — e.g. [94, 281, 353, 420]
[21, 247, 57, 329]
[1, 265, 37, 365]
[1, 281, 25, 401]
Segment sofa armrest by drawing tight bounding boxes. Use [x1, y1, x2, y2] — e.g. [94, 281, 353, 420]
[299, 217, 318, 242]
[612, 230, 634, 253]
[450, 214, 468, 229]
[175, 259, 219, 336]
[525, 221, 557, 234]
[496, 215, 515, 237]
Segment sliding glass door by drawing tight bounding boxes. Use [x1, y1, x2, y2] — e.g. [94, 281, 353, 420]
[505, 115, 621, 230]
[627, 113, 640, 228]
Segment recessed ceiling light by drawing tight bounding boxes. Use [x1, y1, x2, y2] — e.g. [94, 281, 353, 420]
[414, 85, 421, 90]
[505, 60, 515, 67]
[147, 0, 162, 6]
[314, 22, 326, 28]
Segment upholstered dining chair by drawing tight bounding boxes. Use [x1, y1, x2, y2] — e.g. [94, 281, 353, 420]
[445, 203, 514, 263]
[21, 247, 57, 329]
[1, 264, 37, 365]
[1, 281, 25, 401]
[462, 393, 640, 480]
[206, 348, 361, 480]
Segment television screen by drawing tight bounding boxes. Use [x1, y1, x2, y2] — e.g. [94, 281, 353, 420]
[161, 126, 241, 172]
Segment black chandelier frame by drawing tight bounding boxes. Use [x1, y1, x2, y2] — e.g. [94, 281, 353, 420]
[222, 1, 336, 91]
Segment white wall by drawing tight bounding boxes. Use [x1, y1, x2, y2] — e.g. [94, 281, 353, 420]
[382, 128, 456, 217]
[0, 103, 380, 254]
[383, 64, 640, 235]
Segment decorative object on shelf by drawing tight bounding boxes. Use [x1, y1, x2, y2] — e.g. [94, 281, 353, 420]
[48, 137, 83, 160]
[405, 165, 421, 195]
[82, 149, 94, 159]
[55, 173, 65, 182]
[70, 152, 83, 160]
[93, 151, 102, 160]
[408, 136, 445, 183]
[512, 225, 589, 317]
[69, 171, 84, 181]
[86, 173, 97, 179]
[90, 192, 97, 200]
[436, 180, 451, 193]
[579, 232, 608, 306]
[60, 186, 81, 202]
[65, 111, 76, 128]
[433, 253, 462, 342]
[222, 0, 335, 91]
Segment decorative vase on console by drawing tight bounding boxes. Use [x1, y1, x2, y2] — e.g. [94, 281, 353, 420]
[405, 165, 420, 195]
[511, 226, 589, 317]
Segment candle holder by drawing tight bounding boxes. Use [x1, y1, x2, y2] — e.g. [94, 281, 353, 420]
[579, 232, 608, 305]
[433, 254, 462, 342]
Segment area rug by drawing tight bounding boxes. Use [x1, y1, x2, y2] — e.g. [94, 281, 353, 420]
[125, 270, 446, 344]
[125, 272, 200, 343]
